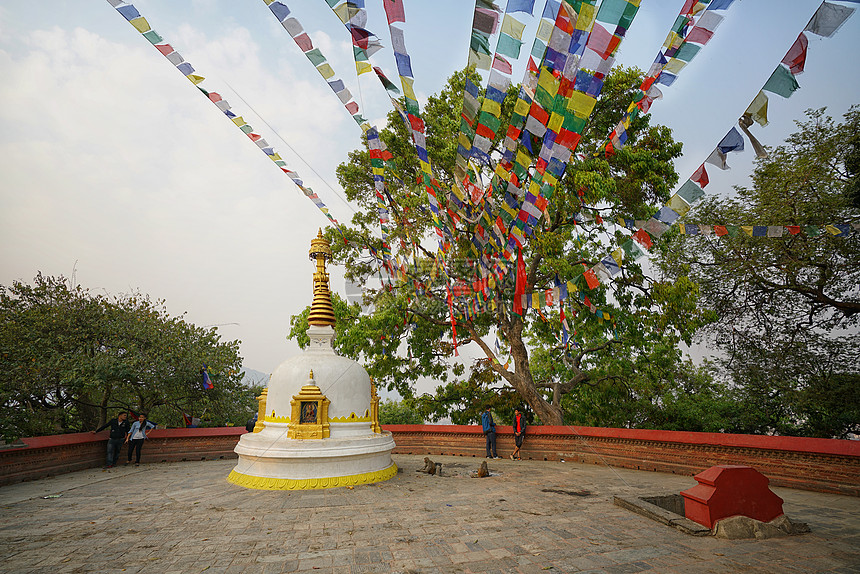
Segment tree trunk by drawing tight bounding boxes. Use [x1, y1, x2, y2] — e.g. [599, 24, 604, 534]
[508, 319, 564, 426]
[98, 383, 111, 428]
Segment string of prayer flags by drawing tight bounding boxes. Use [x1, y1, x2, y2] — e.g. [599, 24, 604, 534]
[261, 1, 369, 130]
[602, 0, 737, 156]
[676, 222, 856, 238]
[326, 0, 384, 74]
[469, 1, 502, 70]
[107, 0, 344, 232]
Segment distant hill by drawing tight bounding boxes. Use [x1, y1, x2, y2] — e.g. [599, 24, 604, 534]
[241, 368, 269, 388]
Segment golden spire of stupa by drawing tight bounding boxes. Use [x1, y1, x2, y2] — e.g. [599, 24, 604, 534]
[307, 229, 336, 327]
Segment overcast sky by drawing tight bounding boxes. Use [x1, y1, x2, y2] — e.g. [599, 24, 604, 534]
[1, 0, 858, 383]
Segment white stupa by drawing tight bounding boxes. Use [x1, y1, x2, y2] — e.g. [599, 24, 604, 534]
[228, 230, 396, 490]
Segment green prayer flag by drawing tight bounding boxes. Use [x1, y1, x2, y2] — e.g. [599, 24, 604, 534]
[726, 225, 739, 237]
[304, 48, 326, 67]
[805, 225, 820, 236]
[676, 179, 705, 204]
[674, 42, 701, 62]
[142, 30, 163, 44]
[596, 0, 632, 26]
[470, 31, 491, 55]
[496, 33, 523, 59]
[762, 65, 800, 98]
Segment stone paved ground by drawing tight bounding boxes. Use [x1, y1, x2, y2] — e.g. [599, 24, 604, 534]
[0, 454, 858, 573]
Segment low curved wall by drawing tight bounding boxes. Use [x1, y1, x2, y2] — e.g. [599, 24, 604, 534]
[1, 425, 857, 496]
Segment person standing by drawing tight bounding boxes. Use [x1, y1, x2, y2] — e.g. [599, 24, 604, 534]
[126, 413, 156, 466]
[510, 408, 527, 460]
[481, 406, 499, 459]
[92, 412, 130, 468]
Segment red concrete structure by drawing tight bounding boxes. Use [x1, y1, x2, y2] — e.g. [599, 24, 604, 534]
[681, 465, 785, 529]
[1, 425, 858, 496]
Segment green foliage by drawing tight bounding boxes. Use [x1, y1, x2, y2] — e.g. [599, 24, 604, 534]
[0, 274, 251, 440]
[378, 398, 424, 425]
[658, 107, 860, 438]
[314, 66, 720, 426]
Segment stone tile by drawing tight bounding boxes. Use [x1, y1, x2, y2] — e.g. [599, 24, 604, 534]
[0, 456, 858, 574]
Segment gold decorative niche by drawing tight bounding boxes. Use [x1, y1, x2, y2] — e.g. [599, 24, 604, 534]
[287, 370, 330, 439]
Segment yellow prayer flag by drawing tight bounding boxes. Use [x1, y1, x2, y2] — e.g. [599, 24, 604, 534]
[612, 249, 623, 267]
[232, 116, 245, 126]
[548, 112, 564, 133]
[543, 171, 558, 187]
[536, 19, 554, 42]
[825, 224, 841, 235]
[566, 280, 578, 293]
[514, 97, 531, 116]
[495, 164, 511, 182]
[469, 50, 491, 71]
[516, 149, 531, 168]
[537, 68, 560, 97]
[401, 77, 417, 102]
[451, 182, 466, 201]
[745, 91, 769, 127]
[663, 58, 687, 75]
[501, 15, 526, 40]
[576, 4, 596, 30]
[663, 31, 681, 50]
[668, 193, 691, 216]
[264, 0, 274, 4]
[458, 133, 472, 149]
[566, 91, 597, 118]
[419, 159, 431, 174]
[130, 17, 151, 33]
[481, 98, 502, 118]
[355, 61, 372, 75]
[270, 153, 282, 161]
[188, 74, 205, 85]
[316, 63, 335, 79]
[332, 3, 351, 24]
[741, 226, 754, 237]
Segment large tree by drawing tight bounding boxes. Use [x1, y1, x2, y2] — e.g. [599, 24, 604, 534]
[0, 274, 252, 440]
[305, 68, 714, 426]
[658, 107, 860, 438]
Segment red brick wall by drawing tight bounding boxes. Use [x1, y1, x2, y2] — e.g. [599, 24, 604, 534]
[0, 428, 244, 487]
[383, 425, 860, 497]
[2, 425, 858, 496]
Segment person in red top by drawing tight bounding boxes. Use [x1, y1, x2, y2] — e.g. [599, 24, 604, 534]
[511, 408, 526, 460]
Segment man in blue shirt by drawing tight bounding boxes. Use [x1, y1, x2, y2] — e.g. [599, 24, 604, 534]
[481, 407, 499, 459]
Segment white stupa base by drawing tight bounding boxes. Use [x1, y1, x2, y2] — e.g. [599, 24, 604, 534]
[228, 423, 396, 490]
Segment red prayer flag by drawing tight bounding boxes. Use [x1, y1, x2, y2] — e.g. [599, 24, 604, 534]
[293, 33, 313, 52]
[514, 246, 527, 316]
[156, 44, 174, 56]
[714, 225, 728, 236]
[782, 33, 808, 75]
[786, 226, 801, 235]
[383, 0, 405, 24]
[492, 55, 513, 74]
[691, 163, 709, 188]
[583, 269, 600, 290]
[633, 228, 653, 249]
